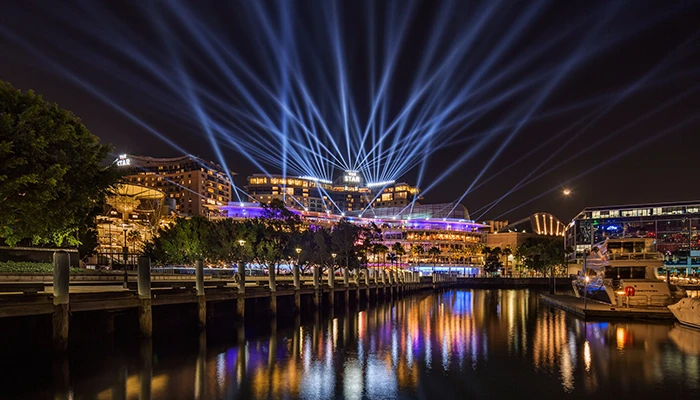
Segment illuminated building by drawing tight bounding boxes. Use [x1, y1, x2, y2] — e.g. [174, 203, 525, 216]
[485, 213, 565, 276]
[564, 200, 700, 273]
[94, 183, 172, 265]
[371, 182, 422, 208]
[117, 154, 236, 216]
[481, 219, 509, 233]
[353, 202, 468, 219]
[245, 171, 420, 215]
[216, 202, 490, 273]
[246, 174, 369, 213]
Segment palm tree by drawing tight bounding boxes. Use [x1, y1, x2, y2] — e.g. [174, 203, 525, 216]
[411, 245, 425, 272]
[374, 243, 389, 268]
[387, 252, 398, 268]
[428, 246, 441, 272]
[392, 242, 406, 267]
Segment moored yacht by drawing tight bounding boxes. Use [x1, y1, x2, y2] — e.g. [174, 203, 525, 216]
[668, 298, 700, 329]
[572, 238, 682, 306]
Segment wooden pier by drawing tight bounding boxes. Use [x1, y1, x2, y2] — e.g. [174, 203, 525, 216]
[0, 252, 458, 350]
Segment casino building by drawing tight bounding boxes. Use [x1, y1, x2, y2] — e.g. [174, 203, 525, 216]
[116, 154, 236, 216]
[564, 200, 700, 273]
[245, 170, 422, 215]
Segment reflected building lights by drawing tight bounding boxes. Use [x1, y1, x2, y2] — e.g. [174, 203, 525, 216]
[80, 291, 700, 399]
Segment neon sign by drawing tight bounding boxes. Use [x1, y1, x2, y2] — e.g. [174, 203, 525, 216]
[116, 154, 131, 167]
[343, 171, 360, 183]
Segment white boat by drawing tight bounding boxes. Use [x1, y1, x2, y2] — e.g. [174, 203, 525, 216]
[668, 298, 700, 330]
[572, 238, 682, 306]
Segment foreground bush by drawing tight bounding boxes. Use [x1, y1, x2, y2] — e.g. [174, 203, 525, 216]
[0, 261, 103, 274]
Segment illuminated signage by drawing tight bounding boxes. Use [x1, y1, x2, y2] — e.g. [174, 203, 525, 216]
[343, 171, 360, 183]
[116, 154, 131, 167]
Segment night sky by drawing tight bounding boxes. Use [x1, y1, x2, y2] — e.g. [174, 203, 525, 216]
[1, 0, 699, 223]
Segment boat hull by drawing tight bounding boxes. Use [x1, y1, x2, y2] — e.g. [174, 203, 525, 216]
[668, 298, 700, 329]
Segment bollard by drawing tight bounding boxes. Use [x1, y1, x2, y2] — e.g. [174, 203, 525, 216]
[364, 268, 370, 303]
[269, 266, 277, 316]
[343, 268, 350, 305]
[138, 255, 152, 338]
[196, 259, 206, 329]
[328, 267, 335, 288]
[328, 268, 335, 308]
[237, 261, 246, 320]
[52, 251, 70, 351]
[293, 263, 301, 312]
[313, 266, 321, 307]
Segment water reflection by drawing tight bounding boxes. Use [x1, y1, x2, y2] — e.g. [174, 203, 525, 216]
[18, 290, 700, 398]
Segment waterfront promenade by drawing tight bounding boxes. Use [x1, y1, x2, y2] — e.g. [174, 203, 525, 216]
[0, 251, 460, 351]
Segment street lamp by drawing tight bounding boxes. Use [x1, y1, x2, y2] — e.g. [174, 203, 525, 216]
[583, 249, 590, 311]
[122, 224, 129, 289]
[563, 188, 572, 196]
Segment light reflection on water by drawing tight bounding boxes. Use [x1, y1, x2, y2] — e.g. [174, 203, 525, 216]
[16, 290, 700, 399]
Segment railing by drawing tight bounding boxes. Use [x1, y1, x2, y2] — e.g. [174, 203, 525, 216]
[606, 253, 664, 261]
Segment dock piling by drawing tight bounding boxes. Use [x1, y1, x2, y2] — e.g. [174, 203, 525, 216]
[293, 263, 301, 312]
[195, 259, 206, 329]
[237, 261, 245, 320]
[52, 251, 70, 351]
[269, 265, 277, 316]
[137, 255, 152, 338]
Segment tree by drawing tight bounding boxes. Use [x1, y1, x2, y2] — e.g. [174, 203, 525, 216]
[332, 219, 363, 270]
[0, 81, 120, 246]
[517, 237, 566, 278]
[373, 243, 389, 267]
[387, 252, 398, 268]
[411, 245, 425, 262]
[146, 217, 215, 265]
[392, 242, 406, 266]
[428, 246, 441, 272]
[484, 247, 503, 276]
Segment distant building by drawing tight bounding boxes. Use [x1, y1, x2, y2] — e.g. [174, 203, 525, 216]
[564, 200, 700, 273]
[351, 202, 469, 220]
[371, 182, 422, 208]
[245, 172, 421, 215]
[116, 154, 236, 216]
[486, 213, 565, 276]
[246, 174, 370, 214]
[96, 183, 171, 265]
[481, 220, 509, 233]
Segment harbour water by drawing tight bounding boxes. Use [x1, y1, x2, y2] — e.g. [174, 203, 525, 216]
[4, 289, 700, 399]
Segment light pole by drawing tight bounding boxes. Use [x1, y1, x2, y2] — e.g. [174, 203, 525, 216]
[238, 239, 246, 277]
[357, 256, 363, 283]
[331, 252, 337, 277]
[123, 226, 129, 289]
[583, 249, 590, 310]
[295, 247, 302, 265]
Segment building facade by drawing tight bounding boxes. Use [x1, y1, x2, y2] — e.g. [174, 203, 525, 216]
[245, 172, 421, 215]
[564, 201, 700, 272]
[246, 174, 370, 214]
[117, 154, 236, 216]
[217, 202, 489, 274]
